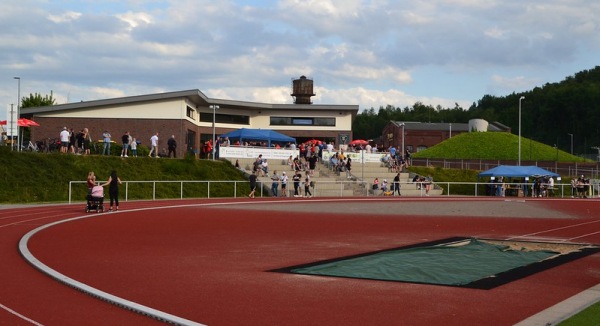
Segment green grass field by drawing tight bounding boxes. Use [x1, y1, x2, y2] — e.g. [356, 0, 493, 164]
[0, 146, 249, 203]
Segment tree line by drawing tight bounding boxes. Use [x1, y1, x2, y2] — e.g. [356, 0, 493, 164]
[353, 66, 600, 157]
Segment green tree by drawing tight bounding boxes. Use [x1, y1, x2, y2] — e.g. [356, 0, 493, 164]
[21, 93, 56, 108]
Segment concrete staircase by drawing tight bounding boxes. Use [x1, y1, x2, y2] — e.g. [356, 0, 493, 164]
[228, 157, 442, 197]
[324, 161, 443, 197]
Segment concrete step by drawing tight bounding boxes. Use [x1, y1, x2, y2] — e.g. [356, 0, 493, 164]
[228, 158, 444, 197]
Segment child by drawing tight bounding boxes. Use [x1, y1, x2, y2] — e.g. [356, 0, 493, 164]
[130, 138, 138, 157]
[304, 176, 312, 198]
[381, 179, 388, 195]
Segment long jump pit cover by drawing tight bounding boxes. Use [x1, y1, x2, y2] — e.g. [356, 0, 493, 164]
[275, 237, 600, 289]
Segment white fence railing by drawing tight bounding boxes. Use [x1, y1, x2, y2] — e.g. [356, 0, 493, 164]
[69, 180, 599, 204]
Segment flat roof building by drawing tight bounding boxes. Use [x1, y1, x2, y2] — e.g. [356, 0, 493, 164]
[22, 84, 359, 157]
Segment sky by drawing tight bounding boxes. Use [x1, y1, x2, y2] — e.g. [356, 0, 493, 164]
[1, 0, 600, 123]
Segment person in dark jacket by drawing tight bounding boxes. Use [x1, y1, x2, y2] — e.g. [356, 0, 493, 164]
[167, 135, 177, 158]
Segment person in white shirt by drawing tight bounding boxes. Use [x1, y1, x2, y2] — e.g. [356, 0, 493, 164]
[326, 142, 334, 152]
[59, 127, 70, 153]
[149, 132, 159, 158]
[102, 130, 112, 155]
[280, 171, 288, 197]
[548, 176, 555, 197]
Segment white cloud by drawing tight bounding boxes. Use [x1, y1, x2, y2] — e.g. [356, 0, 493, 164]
[116, 11, 153, 29]
[47, 11, 82, 23]
[1, 0, 599, 122]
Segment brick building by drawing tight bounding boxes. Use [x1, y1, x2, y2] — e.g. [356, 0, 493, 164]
[382, 119, 511, 153]
[22, 85, 358, 157]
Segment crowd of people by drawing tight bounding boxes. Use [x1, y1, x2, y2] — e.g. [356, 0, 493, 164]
[249, 153, 315, 198]
[572, 175, 591, 198]
[485, 174, 593, 198]
[48, 127, 183, 158]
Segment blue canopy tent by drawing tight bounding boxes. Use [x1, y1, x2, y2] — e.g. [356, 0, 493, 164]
[478, 165, 559, 178]
[220, 128, 296, 147]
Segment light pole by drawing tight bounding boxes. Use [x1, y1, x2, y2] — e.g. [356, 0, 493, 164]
[14, 77, 20, 151]
[9, 104, 15, 151]
[210, 104, 219, 160]
[400, 123, 405, 161]
[568, 133, 573, 155]
[518, 96, 525, 166]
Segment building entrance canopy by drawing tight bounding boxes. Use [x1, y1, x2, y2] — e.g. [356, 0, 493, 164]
[220, 128, 296, 147]
[478, 165, 559, 178]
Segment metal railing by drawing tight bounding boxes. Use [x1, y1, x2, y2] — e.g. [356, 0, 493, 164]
[69, 180, 599, 203]
[409, 158, 600, 178]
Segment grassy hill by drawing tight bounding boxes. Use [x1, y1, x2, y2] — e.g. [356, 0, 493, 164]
[412, 132, 587, 162]
[0, 146, 249, 204]
[0, 132, 589, 203]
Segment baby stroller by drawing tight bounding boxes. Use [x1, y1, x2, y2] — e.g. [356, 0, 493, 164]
[86, 185, 105, 213]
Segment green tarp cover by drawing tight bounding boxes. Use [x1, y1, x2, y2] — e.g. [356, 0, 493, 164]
[291, 239, 558, 286]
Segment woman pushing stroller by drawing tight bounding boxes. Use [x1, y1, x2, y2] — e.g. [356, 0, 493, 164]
[101, 170, 122, 211]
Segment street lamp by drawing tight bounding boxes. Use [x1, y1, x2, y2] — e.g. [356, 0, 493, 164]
[210, 104, 219, 160]
[14, 77, 20, 152]
[518, 96, 525, 166]
[568, 133, 573, 155]
[9, 104, 15, 151]
[400, 123, 405, 161]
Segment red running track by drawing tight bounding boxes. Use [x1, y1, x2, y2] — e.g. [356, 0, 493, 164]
[2, 197, 600, 325]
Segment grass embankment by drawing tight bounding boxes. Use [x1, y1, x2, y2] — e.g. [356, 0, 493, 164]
[412, 132, 586, 162]
[408, 132, 583, 195]
[0, 146, 249, 203]
[558, 301, 600, 326]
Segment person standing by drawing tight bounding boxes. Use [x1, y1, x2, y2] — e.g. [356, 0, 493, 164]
[130, 137, 137, 157]
[425, 175, 433, 196]
[280, 171, 288, 197]
[149, 132, 159, 158]
[167, 135, 177, 158]
[102, 130, 112, 155]
[304, 175, 312, 198]
[393, 173, 401, 196]
[102, 170, 122, 211]
[248, 170, 257, 198]
[292, 171, 301, 197]
[121, 131, 131, 157]
[82, 128, 92, 155]
[68, 128, 76, 154]
[270, 171, 280, 197]
[76, 129, 85, 154]
[59, 127, 69, 153]
[345, 157, 352, 179]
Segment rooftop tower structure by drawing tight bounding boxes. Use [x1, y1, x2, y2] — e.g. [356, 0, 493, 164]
[291, 76, 315, 104]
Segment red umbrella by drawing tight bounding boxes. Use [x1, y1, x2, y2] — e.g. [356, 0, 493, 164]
[0, 120, 6, 125]
[17, 118, 40, 127]
[303, 139, 321, 145]
[349, 139, 369, 146]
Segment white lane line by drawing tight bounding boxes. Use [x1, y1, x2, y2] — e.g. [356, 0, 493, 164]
[18, 203, 229, 326]
[0, 303, 44, 326]
[506, 219, 600, 241]
[566, 230, 600, 242]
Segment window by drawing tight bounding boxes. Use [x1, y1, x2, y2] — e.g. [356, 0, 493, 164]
[270, 117, 335, 126]
[186, 106, 195, 119]
[200, 113, 250, 125]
